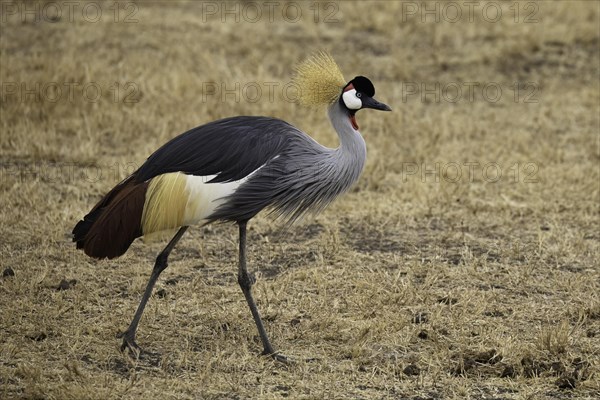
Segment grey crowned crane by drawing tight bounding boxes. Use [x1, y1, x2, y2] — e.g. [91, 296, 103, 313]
[73, 52, 391, 361]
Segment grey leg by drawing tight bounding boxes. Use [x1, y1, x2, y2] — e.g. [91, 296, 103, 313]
[237, 221, 286, 361]
[120, 226, 188, 357]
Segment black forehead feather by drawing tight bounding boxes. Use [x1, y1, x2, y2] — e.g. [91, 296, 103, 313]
[349, 76, 375, 97]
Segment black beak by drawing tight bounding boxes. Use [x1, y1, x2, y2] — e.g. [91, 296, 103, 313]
[362, 96, 392, 111]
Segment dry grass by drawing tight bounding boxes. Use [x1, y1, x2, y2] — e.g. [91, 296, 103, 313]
[1, 1, 599, 398]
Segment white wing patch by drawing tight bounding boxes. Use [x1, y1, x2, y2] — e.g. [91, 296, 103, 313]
[183, 175, 244, 226]
[182, 162, 269, 226]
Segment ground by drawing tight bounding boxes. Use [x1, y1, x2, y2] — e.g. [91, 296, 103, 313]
[1, 1, 599, 399]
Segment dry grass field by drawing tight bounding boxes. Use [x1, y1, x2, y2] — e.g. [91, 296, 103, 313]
[1, 0, 599, 398]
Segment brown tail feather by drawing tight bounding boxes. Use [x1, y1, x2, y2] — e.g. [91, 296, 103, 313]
[73, 176, 149, 259]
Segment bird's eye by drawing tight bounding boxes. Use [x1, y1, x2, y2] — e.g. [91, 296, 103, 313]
[356, 92, 362, 98]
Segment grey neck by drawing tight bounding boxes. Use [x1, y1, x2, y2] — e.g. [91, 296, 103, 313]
[325, 100, 367, 189]
[328, 101, 367, 169]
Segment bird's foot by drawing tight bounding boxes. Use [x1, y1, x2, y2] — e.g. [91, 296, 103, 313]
[272, 353, 292, 364]
[262, 349, 292, 364]
[118, 331, 142, 359]
[118, 333, 163, 365]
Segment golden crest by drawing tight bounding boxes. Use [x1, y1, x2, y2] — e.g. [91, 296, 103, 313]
[293, 51, 346, 107]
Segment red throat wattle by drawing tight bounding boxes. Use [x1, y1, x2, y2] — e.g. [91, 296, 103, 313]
[350, 115, 359, 130]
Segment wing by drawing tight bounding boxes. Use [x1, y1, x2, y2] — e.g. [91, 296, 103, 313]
[133, 116, 299, 183]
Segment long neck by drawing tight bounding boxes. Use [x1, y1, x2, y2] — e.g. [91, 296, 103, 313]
[262, 101, 368, 223]
[320, 100, 367, 197]
[328, 101, 367, 174]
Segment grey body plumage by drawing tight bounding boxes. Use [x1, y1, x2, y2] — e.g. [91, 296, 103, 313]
[134, 100, 366, 225]
[210, 100, 367, 223]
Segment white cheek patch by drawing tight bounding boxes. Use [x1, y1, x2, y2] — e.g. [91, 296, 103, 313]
[342, 89, 362, 110]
